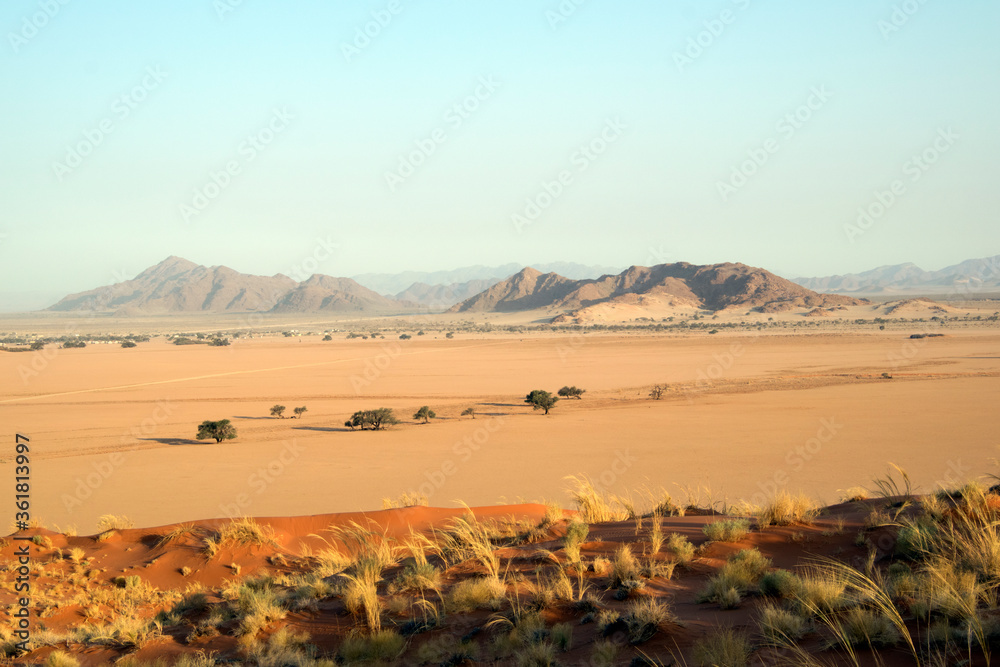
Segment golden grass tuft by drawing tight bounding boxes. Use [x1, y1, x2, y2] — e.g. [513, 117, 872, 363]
[757, 491, 819, 527]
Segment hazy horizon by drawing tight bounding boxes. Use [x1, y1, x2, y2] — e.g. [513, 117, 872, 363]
[2, 1, 998, 311]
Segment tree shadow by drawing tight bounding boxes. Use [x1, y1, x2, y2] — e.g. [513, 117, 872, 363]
[479, 402, 521, 408]
[140, 438, 210, 446]
[232, 415, 274, 420]
[292, 426, 353, 433]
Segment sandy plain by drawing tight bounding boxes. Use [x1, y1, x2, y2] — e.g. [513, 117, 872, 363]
[2, 324, 998, 534]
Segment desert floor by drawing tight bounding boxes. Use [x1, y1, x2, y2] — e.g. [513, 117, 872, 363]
[2, 326, 998, 534]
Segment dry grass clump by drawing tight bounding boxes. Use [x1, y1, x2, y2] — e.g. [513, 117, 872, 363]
[562, 518, 589, 563]
[702, 518, 750, 542]
[565, 475, 630, 523]
[43, 651, 80, 667]
[691, 628, 752, 666]
[216, 517, 277, 549]
[437, 510, 505, 580]
[96, 514, 134, 531]
[447, 576, 507, 613]
[666, 533, 695, 566]
[609, 543, 642, 589]
[623, 597, 676, 644]
[699, 548, 772, 606]
[757, 603, 809, 645]
[758, 569, 801, 599]
[337, 629, 405, 663]
[757, 491, 819, 527]
[381, 492, 429, 509]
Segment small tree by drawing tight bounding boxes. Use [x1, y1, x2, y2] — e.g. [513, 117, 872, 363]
[323, 334, 333, 341]
[270, 405, 286, 419]
[649, 385, 666, 400]
[413, 406, 436, 423]
[525, 390, 558, 415]
[558, 386, 586, 400]
[461, 407, 476, 420]
[347, 408, 399, 431]
[293, 406, 308, 418]
[121, 340, 137, 348]
[196, 419, 237, 443]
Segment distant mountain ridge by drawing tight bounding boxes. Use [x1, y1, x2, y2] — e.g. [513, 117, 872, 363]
[449, 262, 863, 315]
[793, 256, 1000, 294]
[352, 262, 624, 297]
[47, 257, 405, 315]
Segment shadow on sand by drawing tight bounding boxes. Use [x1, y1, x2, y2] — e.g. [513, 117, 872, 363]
[140, 438, 210, 446]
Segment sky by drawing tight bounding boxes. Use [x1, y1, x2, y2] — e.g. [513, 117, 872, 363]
[1, 0, 998, 310]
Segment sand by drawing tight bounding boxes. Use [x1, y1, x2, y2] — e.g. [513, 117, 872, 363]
[2, 328, 998, 533]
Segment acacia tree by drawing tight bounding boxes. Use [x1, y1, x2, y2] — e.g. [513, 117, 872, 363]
[346, 408, 400, 431]
[525, 390, 558, 415]
[461, 407, 476, 420]
[558, 386, 586, 399]
[270, 405, 286, 418]
[196, 419, 237, 443]
[293, 406, 308, 418]
[413, 406, 436, 423]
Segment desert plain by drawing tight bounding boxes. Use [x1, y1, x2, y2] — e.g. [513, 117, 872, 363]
[3, 309, 1000, 666]
[2, 311, 998, 533]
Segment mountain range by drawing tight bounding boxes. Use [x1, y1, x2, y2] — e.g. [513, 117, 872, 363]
[46, 255, 861, 319]
[792, 256, 1000, 294]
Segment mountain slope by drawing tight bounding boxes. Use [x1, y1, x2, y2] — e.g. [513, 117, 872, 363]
[450, 262, 862, 315]
[47, 257, 407, 314]
[393, 278, 501, 307]
[270, 275, 401, 312]
[48, 257, 296, 314]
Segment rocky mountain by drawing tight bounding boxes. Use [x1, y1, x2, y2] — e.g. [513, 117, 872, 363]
[793, 256, 1000, 294]
[47, 257, 407, 315]
[449, 262, 864, 315]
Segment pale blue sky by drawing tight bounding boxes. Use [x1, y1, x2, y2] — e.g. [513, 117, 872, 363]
[1, 0, 998, 310]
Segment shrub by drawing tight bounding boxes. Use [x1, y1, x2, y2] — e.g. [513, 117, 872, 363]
[461, 407, 476, 419]
[121, 340, 137, 348]
[337, 629, 405, 663]
[413, 405, 436, 423]
[269, 405, 286, 418]
[699, 548, 772, 604]
[557, 386, 585, 399]
[292, 406, 307, 418]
